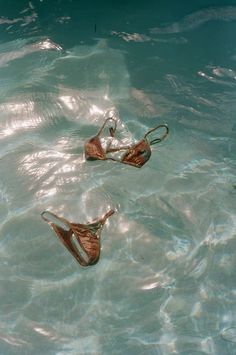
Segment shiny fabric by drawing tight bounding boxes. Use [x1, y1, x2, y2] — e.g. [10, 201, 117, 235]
[41, 210, 115, 266]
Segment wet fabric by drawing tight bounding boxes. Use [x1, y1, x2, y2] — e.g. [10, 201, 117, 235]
[85, 120, 169, 168]
[41, 210, 115, 266]
[118, 124, 169, 168]
[84, 117, 117, 160]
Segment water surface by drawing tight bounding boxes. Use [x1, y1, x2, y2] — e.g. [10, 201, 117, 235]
[0, 1, 236, 354]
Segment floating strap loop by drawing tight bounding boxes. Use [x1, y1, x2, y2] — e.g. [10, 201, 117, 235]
[41, 211, 71, 231]
[97, 117, 117, 138]
[144, 124, 169, 145]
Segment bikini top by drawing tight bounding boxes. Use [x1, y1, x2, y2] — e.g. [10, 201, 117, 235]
[84, 117, 117, 161]
[84, 120, 169, 168]
[41, 210, 115, 266]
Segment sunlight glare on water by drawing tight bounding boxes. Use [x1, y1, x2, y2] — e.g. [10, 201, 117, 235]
[0, 0, 236, 354]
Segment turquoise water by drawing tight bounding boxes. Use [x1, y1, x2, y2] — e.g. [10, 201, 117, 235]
[1, 1, 236, 354]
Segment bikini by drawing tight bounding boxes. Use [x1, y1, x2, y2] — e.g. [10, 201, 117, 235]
[42, 118, 169, 266]
[41, 210, 114, 266]
[85, 120, 169, 168]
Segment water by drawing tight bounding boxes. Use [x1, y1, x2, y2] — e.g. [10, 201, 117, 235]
[0, 0, 236, 354]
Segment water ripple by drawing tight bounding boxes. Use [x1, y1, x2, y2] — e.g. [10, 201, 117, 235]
[0, 17, 236, 353]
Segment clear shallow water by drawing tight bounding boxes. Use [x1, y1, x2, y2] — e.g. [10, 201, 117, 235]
[0, 1, 236, 354]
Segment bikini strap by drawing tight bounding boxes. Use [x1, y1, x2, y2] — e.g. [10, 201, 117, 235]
[96, 117, 117, 138]
[41, 211, 71, 231]
[144, 124, 169, 145]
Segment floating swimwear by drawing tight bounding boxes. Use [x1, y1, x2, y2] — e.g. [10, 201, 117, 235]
[85, 120, 169, 168]
[110, 124, 169, 168]
[41, 209, 115, 266]
[84, 117, 117, 160]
